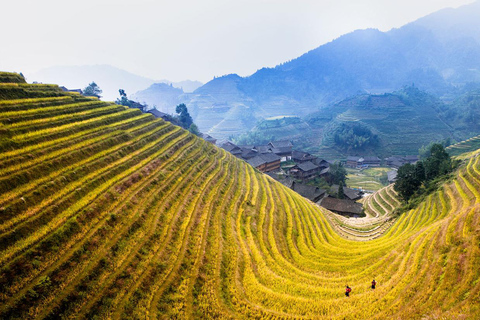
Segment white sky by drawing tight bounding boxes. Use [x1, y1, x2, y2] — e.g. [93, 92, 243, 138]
[0, 0, 474, 83]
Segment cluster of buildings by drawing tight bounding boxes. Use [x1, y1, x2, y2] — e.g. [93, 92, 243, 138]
[219, 141, 333, 183]
[220, 140, 365, 217]
[346, 155, 419, 169]
[220, 140, 294, 173]
[384, 155, 419, 168]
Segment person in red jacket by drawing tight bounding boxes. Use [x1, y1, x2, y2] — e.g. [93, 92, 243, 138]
[345, 285, 352, 297]
[371, 279, 377, 289]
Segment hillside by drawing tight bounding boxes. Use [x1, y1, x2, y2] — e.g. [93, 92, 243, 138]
[235, 86, 457, 158]
[1, 72, 480, 319]
[150, 1, 480, 140]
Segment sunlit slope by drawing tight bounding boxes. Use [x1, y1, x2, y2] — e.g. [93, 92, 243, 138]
[0, 73, 479, 319]
[447, 134, 480, 157]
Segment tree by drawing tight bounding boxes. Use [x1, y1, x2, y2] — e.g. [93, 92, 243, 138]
[83, 82, 102, 98]
[329, 162, 347, 185]
[414, 161, 426, 182]
[175, 103, 193, 129]
[189, 123, 200, 136]
[114, 89, 147, 111]
[424, 143, 451, 180]
[337, 182, 345, 199]
[394, 163, 421, 201]
[116, 89, 129, 106]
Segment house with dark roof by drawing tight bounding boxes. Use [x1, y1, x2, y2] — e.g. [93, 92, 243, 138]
[238, 147, 258, 160]
[358, 156, 381, 167]
[385, 156, 404, 166]
[292, 150, 317, 163]
[346, 156, 361, 168]
[266, 173, 295, 189]
[319, 167, 333, 184]
[220, 141, 242, 157]
[268, 140, 293, 161]
[254, 145, 273, 154]
[385, 155, 419, 168]
[247, 153, 281, 172]
[330, 185, 363, 201]
[200, 133, 217, 144]
[147, 109, 170, 121]
[319, 197, 364, 217]
[291, 182, 326, 202]
[289, 161, 320, 180]
[313, 158, 329, 168]
[59, 86, 83, 94]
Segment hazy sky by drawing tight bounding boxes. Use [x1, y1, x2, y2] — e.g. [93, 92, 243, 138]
[0, 0, 474, 83]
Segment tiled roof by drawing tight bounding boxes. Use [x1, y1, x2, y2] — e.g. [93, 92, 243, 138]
[319, 197, 363, 215]
[269, 140, 293, 148]
[296, 161, 319, 172]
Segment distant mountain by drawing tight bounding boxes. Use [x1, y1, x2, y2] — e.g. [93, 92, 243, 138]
[157, 79, 203, 93]
[29, 65, 203, 101]
[29, 65, 156, 101]
[166, 1, 480, 139]
[130, 83, 184, 115]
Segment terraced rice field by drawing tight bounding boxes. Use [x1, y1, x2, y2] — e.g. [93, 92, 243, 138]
[447, 134, 480, 157]
[1, 72, 480, 319]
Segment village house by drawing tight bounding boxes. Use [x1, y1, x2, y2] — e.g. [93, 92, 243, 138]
[292, 150, 318, 163]
[330, 185, 364, 201]
[200, 133, 217, 144]
[237, 145, 259, 160]
[358, 156, 381, 167]
[220, 141, 243, 157]
[289, 161, 320, 180]
[59, 86, 83, 94]
[253, 145, 273, 154]
[385, 155, 419, 168]
[319, 166, 333, 184]
[268, 140, 293, 161]
[347, 156, 381, 168]
[346, 156, 361, 168]
[291, 181, 326, 202]
[147, 108, 171, 121]
[247, 153, 281, 173]
[319, 197, 364, 217]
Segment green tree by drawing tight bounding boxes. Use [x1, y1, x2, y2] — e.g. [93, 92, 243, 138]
[175, 103, 193, 129]
[424, 143, 450, 180]
[394, 163, 420, 201]
[329, 162, 347, 185]
[116, 89, 129, 106]
[189, 123, 200, 136]
[337, 182, 345, 199]
[83, 82, 102, 98]
[414, 160, 426, 182]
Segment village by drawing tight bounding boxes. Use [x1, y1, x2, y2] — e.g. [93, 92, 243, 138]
[144, 109, 419, 217]
[216, 139, 419, 217]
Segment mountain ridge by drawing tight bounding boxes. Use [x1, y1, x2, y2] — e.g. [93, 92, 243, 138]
[137, 1, 480, 140]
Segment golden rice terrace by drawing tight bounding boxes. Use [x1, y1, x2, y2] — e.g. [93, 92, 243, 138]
[0, 72, 479, 319]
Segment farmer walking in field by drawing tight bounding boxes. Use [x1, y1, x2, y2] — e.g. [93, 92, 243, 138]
[371, 279, 376, 289]
[345, 285, 351, 297]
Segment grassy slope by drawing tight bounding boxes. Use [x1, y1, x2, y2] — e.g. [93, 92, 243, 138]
[0, 73, 479, 319]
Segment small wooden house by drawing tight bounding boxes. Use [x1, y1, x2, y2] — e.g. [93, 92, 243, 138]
[289, 161, 320, 180]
